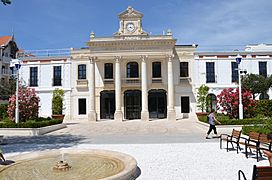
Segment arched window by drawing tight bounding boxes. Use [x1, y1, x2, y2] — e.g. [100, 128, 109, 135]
[260, 93, 269, 100]
[206, 94, 217, 112]
[127, 62, 139, 78]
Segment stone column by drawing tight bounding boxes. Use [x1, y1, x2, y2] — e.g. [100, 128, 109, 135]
[88, 57, 97, 121]
[141, 55, 149, 121]
[114, 56, 123, 121]
[167, 55, 176, 121]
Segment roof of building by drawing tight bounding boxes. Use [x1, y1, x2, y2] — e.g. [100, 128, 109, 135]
[0, 36, 13, 47]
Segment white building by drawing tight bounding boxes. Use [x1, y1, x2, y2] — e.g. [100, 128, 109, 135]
[19, 7, 272, 122]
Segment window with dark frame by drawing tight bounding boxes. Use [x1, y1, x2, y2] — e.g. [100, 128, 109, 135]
[30, 67, 38, 87]
[104, 63, 113, 79]
[53, 66, 62, 86]
[231, 62, 238, 83]
[259, 62, 267, 78]
[180, 62, 189, 77]
[78, 98, 86, 115]
[181, 96, 190, 113]
[152, 62, 161, 78]
[78, 64, 86, 79]
[206, 62, 215, 83]
[127, 62, 139, 78]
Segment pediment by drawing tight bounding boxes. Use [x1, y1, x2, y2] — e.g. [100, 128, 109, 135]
[118, 6, 143, 19]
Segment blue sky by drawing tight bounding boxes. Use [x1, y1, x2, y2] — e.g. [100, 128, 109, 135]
[1, 0, 272, 51]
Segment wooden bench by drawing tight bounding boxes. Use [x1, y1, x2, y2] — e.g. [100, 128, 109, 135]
[239, 165, 272, 180]
[256, 134, 272, 162]
[240, 132, 260, 159]
[220, 129, 242, 153]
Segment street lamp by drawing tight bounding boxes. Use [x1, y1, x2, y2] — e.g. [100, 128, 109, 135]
[10, 59, 22, 123]
[236, 54, 243, 119]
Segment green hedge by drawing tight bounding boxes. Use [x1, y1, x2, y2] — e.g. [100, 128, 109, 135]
[242, 120, 272, 135]
[0, 104, 8, 120]
[0, 119, 63, 128]
[255, 100, 272, 117]
[198, 113, 268, 125]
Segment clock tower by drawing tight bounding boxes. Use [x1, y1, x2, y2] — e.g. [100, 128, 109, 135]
[115, 6, 148, 36]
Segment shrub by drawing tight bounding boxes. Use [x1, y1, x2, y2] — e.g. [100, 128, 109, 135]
[0, 104, 8, 120]
[255, 100, 272, 117]
[52, 89, 64, 115]
[7, 87, 40, 122]
[197, 113, 268, 125]
[0, 118, 62, 128]
[242, 119, 272, 135]
[196, 85, 209, 112]
[217, 88, 256, 119]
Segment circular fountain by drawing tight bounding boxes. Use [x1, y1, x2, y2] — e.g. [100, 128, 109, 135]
[0, 149, 138, 180]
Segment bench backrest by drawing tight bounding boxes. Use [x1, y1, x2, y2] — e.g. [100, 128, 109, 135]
[259, 134, 272, 144]
[252, 165, 272, 180]
[232, 129, 241, 139]
[249, 132, 260, 141]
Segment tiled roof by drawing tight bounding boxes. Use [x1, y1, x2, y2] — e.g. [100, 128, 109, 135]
[0, 36, 12, 46]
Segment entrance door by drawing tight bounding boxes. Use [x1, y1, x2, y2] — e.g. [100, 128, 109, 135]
[181, 96, 190, 113]
[100, 91, 115, 119]
[148, 90, 167, 119]
[124, 90, 141, 120]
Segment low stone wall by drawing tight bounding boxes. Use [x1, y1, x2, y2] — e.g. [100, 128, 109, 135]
[0, 123, 66, 136]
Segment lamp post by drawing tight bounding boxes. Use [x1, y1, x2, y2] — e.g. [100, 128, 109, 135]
[10, 59, 21, 123]
[236, 54, 243, 119]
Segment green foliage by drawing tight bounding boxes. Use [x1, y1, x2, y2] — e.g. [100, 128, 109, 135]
[0, 79, 16, 100]
[52, 89, 64, 115]
[197, 113, 268, 125]
[1, 0, 11, 5]
[242, 120, 272, 135]
[242, 74, 271, 99]
[197, 85, 209, 112]
[0, 104, 8, 120]
[0, 118, 62, 128]
[255, 100, 272, 117]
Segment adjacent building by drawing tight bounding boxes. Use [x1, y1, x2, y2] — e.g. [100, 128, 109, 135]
[0, 36, 18, 82]
[19, 7, 272, 122]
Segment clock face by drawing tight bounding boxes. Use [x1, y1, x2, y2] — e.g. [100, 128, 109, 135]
[126, 23, 135, 32]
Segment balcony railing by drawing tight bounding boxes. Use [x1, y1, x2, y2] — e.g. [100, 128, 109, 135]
[179, 77, 191, 83]
[1, 69, 11, 75]
[28, 79, 38, 87]
[104, 79, 114, 84]
[152, 78, 162, 83]
[122, 78, 141, 85]
[76, 79, 88, 88]
[52, 78, 62, 86]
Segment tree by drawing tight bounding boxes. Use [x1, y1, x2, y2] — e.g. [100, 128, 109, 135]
[217, 88, 256, 119]
[52, 89, 64, 115]
[242, 74, 271, 99]
[1, 0, 11, 5]
[197, 85, 209, 112]
[0, 79, 16, 100]
[7, 87, 40, 122]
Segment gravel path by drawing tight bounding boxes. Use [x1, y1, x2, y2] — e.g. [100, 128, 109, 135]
[3, 142, 268, 180]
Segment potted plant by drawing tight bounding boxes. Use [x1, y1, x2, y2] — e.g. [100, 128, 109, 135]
[52, 88, 65, 120]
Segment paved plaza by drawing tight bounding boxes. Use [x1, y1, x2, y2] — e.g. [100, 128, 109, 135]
[1, 117, 269, 180]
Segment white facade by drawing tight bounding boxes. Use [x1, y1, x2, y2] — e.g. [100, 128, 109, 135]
[194, 52, 272, 111]
[18, 7, 272, 122]
[19, 57, 72, 120]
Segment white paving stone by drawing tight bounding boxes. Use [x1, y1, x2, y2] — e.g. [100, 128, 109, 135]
[4, 142, 268, 180]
